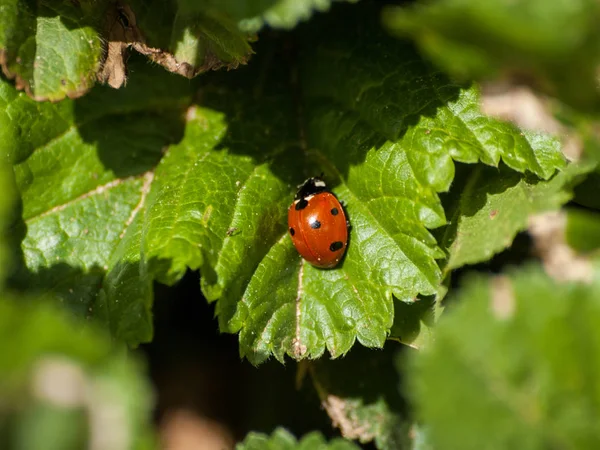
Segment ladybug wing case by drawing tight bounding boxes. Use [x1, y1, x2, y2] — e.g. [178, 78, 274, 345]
[288, 192, 348, 268]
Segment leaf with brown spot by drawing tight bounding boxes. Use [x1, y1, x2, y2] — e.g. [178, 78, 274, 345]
[309, 346, 413, 449]
[441, 162, 592, 271]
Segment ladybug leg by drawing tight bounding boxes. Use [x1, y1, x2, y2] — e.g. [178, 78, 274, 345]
[336, 200, 351, 229]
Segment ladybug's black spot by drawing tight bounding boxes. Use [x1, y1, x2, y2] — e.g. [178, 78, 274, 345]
[295, 199, 308, 211]
[329, 241, 344, 252]
[310, 219, 321, 229]
[289, 227, 295, 236]
[330, 207, 339, 216]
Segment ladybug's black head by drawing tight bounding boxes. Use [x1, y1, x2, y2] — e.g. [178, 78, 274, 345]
[295, 177, 328, 200]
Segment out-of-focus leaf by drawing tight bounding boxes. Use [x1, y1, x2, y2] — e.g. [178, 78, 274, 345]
[384, 0, 600, 110]
[236, 0, 359, 32]
[409, 424, 434, 450]
[573, 171, 600, 210]
[176, 0, 358, 33]
[406, 264, 600, 450]
[565, 208, 600, 253]
[0, 296, 154, 450]
[237, 427, 360, 450]
[309, 345, 412, 449]
[0, 163, 18, 286]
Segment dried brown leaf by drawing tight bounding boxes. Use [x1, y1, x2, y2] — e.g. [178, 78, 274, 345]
[97, 2, 143, 88]
[97, 1, 252, 88]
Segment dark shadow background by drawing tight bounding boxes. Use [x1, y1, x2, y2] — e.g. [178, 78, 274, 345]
[140, 270, 336, 443]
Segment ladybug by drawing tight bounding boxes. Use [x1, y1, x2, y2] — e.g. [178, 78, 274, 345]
[288, 177, 348, 269]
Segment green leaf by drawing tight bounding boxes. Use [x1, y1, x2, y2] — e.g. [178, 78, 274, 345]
[97, 210, 154, 345]
[546, 102, 600, 207]
[0, 296, 154, 449]
[389, 296, 436, 349]
[232, 3, 561, 362]
[173, 9, 253, 70]
[406, 264, 600, 450]
[552, 101, 600, 165]
[187, 20, 452, 363]
[565, 208, 600, 253]
[140, 57, 305, 362]
[128, 0, 254, 77]
[177, 0, 359, 33]
[0, 79, 74, 164]
[309, 345, 412, 449]
[442, 161, 591, 271]
[140, 108, 280, 286]
[304, 75, 566, 185]
[0, 0, 105, 101]
[6, 56, 191, 345]
[0, 163, 18, 286]
[9, 2, 567, 363]
[226, 2, 563, 364]
[573, 170, 600, 210]
[237, 0, 359, 32]
[408, 425, 434, 450]
[237, 427, 360, 450]
[383, 0, 600, 110]
[0, 0, 255, 98]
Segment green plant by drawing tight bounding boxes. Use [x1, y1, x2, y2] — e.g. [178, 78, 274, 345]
[2, 0, 600, 448]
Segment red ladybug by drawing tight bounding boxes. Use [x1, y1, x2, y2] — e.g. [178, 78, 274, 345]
[288, 177, 348, 268]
